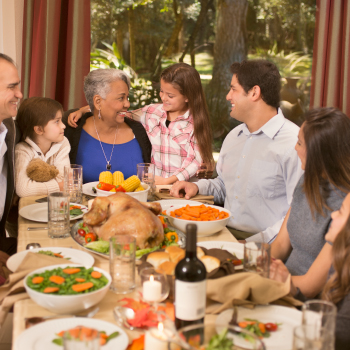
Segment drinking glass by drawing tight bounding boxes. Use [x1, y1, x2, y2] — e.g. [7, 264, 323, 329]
[109, 235, 136, 294]
[293, 324, 328, 350]
[137, 163, 155, 200]
[63, 329, 100, 350]
[243, 242, 271, 277]
[64, 164, 83, 204]
[302, 300, 336, 350]
[140, 267, 170, 305]
[48, 192, 70, 238]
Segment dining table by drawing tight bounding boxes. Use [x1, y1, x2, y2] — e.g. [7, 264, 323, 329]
[11, 194, 238, 349]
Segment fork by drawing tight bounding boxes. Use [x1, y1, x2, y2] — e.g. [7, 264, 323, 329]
[25, 306, 99, 328]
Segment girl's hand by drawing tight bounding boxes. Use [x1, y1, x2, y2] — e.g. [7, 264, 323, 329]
[154, 175, 178, 185]
[269, 258, 298, 296]
[58, 181, 64, 191]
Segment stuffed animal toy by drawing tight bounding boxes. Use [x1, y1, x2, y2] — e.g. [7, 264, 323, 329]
[26, 158, 59, 182]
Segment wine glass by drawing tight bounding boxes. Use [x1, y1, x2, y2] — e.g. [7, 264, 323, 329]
[140, 267, 170, 308]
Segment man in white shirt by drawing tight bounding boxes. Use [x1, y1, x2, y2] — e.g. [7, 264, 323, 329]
[0, 54, 22, 255]
[171, 60, 303, 243]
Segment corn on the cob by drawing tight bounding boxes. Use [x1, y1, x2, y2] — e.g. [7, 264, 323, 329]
[109, 187, 116, 192]
[99, 171, 113, 185]
[120, 175, 141, 192]
[113, 171, 124, 186]
[134, 185, 144, 192]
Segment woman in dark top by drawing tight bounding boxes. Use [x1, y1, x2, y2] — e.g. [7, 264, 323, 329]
[270, 108, 350, 298]
[63, 68, 151, 183]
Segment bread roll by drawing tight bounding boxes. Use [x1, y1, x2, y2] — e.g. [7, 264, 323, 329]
[156, 261, 176, 275]
[165, 246, 185, 263]
[146, 252, 170, 269]
[200, 255, 220, 273]
[197, 247, 205, 259]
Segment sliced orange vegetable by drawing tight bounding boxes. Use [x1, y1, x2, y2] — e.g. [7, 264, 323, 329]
[75, 278, 86, 283]
[259, 323, 266, 334]
[43, 287, 59, 293]
[63, 268, 81, 275]
[53, 253, 63, 258]
[72, 282, 94, 292]
[32, 276, 44, 284]
[49, 275, 65, 285]
[91, 271, 102, 279]
[127, 334, 145, 350]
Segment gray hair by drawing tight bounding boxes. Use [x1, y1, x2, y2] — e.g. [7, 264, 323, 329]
[83, 69, 131, 112]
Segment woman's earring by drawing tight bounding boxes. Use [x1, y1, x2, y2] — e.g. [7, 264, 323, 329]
[98, 109, 101, 119]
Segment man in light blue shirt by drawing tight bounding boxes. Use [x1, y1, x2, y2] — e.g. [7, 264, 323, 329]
[171, 60, 303, 243]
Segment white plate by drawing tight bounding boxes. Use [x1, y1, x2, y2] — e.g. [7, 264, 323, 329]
[15, 317, 128, 350]
[198, 241, 243, 269]
[216, 305, 302, 350]
[154, 199, 203, 212]
[19, 203, 88, 223]
[7, 247, 95, 272]
[83, 181, 99, 196]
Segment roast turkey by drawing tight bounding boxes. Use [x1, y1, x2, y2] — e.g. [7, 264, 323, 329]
[83, 193, 164, 249]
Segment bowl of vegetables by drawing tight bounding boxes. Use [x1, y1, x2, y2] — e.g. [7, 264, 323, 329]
[168, 323, 265, 350]
[166, 204, 231, 237]
[24, 264, 111, 314]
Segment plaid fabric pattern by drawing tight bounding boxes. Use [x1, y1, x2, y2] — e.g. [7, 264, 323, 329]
[140, 104, 202, 181]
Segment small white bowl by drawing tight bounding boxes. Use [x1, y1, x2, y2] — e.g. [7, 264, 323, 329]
[96, 182, 150, 202]
[166, 204, 231, 237]
[24, 264, 111, 314]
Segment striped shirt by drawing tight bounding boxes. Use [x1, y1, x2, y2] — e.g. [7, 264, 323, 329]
[140, 104, 202, 181]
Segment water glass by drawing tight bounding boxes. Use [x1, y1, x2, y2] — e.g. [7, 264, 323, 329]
[293, 324, 328, 350]
[64, 164, 83, 204]
[109, 235, 136, 294]
[63, 329, 100, 350]
[302, 300, 336, 350]
[244, 242, 271, 277]
[48, 192, 70, 238]
[137, 163, 155, 200]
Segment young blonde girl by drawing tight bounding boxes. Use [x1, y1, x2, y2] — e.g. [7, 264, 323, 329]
[15, 97, 70, 197]
[68, 63, 214, 185]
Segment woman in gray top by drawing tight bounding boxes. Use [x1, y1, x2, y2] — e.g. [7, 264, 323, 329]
[270, 107, 350, 299]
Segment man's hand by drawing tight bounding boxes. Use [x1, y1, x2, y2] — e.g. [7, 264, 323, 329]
[238, 240, 246, 244]
[170, 181, 199, 199]
[67, 105, 90, 128]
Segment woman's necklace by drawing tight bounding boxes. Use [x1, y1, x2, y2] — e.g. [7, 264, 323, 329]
[93, 117, 118, 170]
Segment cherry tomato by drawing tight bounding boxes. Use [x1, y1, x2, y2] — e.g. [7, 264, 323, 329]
[82, 222, 87, 227]
[77, 228, 86, 237]
[265, 323, 278, 332]
[85, 233, 97, 243]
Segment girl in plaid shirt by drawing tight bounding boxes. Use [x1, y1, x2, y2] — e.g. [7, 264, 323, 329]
[68, 63, 213, 185]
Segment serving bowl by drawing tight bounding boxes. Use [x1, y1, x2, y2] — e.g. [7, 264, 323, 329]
[96, 182, 150, 202]
[167, 323, 266, 350]
[165, 204, 231, 237]
[24, 264, 111, 314]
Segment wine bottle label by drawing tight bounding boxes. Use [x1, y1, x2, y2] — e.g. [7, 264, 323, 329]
[175, 280, 206, 320]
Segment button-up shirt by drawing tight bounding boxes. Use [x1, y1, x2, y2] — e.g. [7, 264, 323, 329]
[140, 104, 202, 181]
[197, 109, 303, 243]
[0, 122, 8, 221]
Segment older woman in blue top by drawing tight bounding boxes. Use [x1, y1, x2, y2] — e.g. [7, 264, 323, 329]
[63, 69, 151, 183]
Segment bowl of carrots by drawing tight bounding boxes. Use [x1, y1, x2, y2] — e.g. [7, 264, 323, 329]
[24, 264, 111, 314]
[166, 204, 231, 237]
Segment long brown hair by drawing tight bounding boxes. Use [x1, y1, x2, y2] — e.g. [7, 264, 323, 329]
[302, 108, 350, 217]
[160, 63, 214, 168]
[16, 97, 63, 141]
[323, 214, 350, 304]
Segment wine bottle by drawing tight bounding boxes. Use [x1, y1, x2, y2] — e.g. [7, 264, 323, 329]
[175, 223, 207, 329]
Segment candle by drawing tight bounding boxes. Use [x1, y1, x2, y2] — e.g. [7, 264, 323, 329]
[143, 275, 162, 302]
[145, 323, 172, 350]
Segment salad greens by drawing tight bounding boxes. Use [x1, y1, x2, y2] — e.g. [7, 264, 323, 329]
[206, 329, 234, 350]
[70, 208, 83, 217]
[27, 266, 108, 295]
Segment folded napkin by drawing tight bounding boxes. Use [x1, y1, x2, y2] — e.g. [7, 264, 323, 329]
[153, 191, 214, 204]
[205, 272, 303, 314]
[0, 252, 68, 327]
